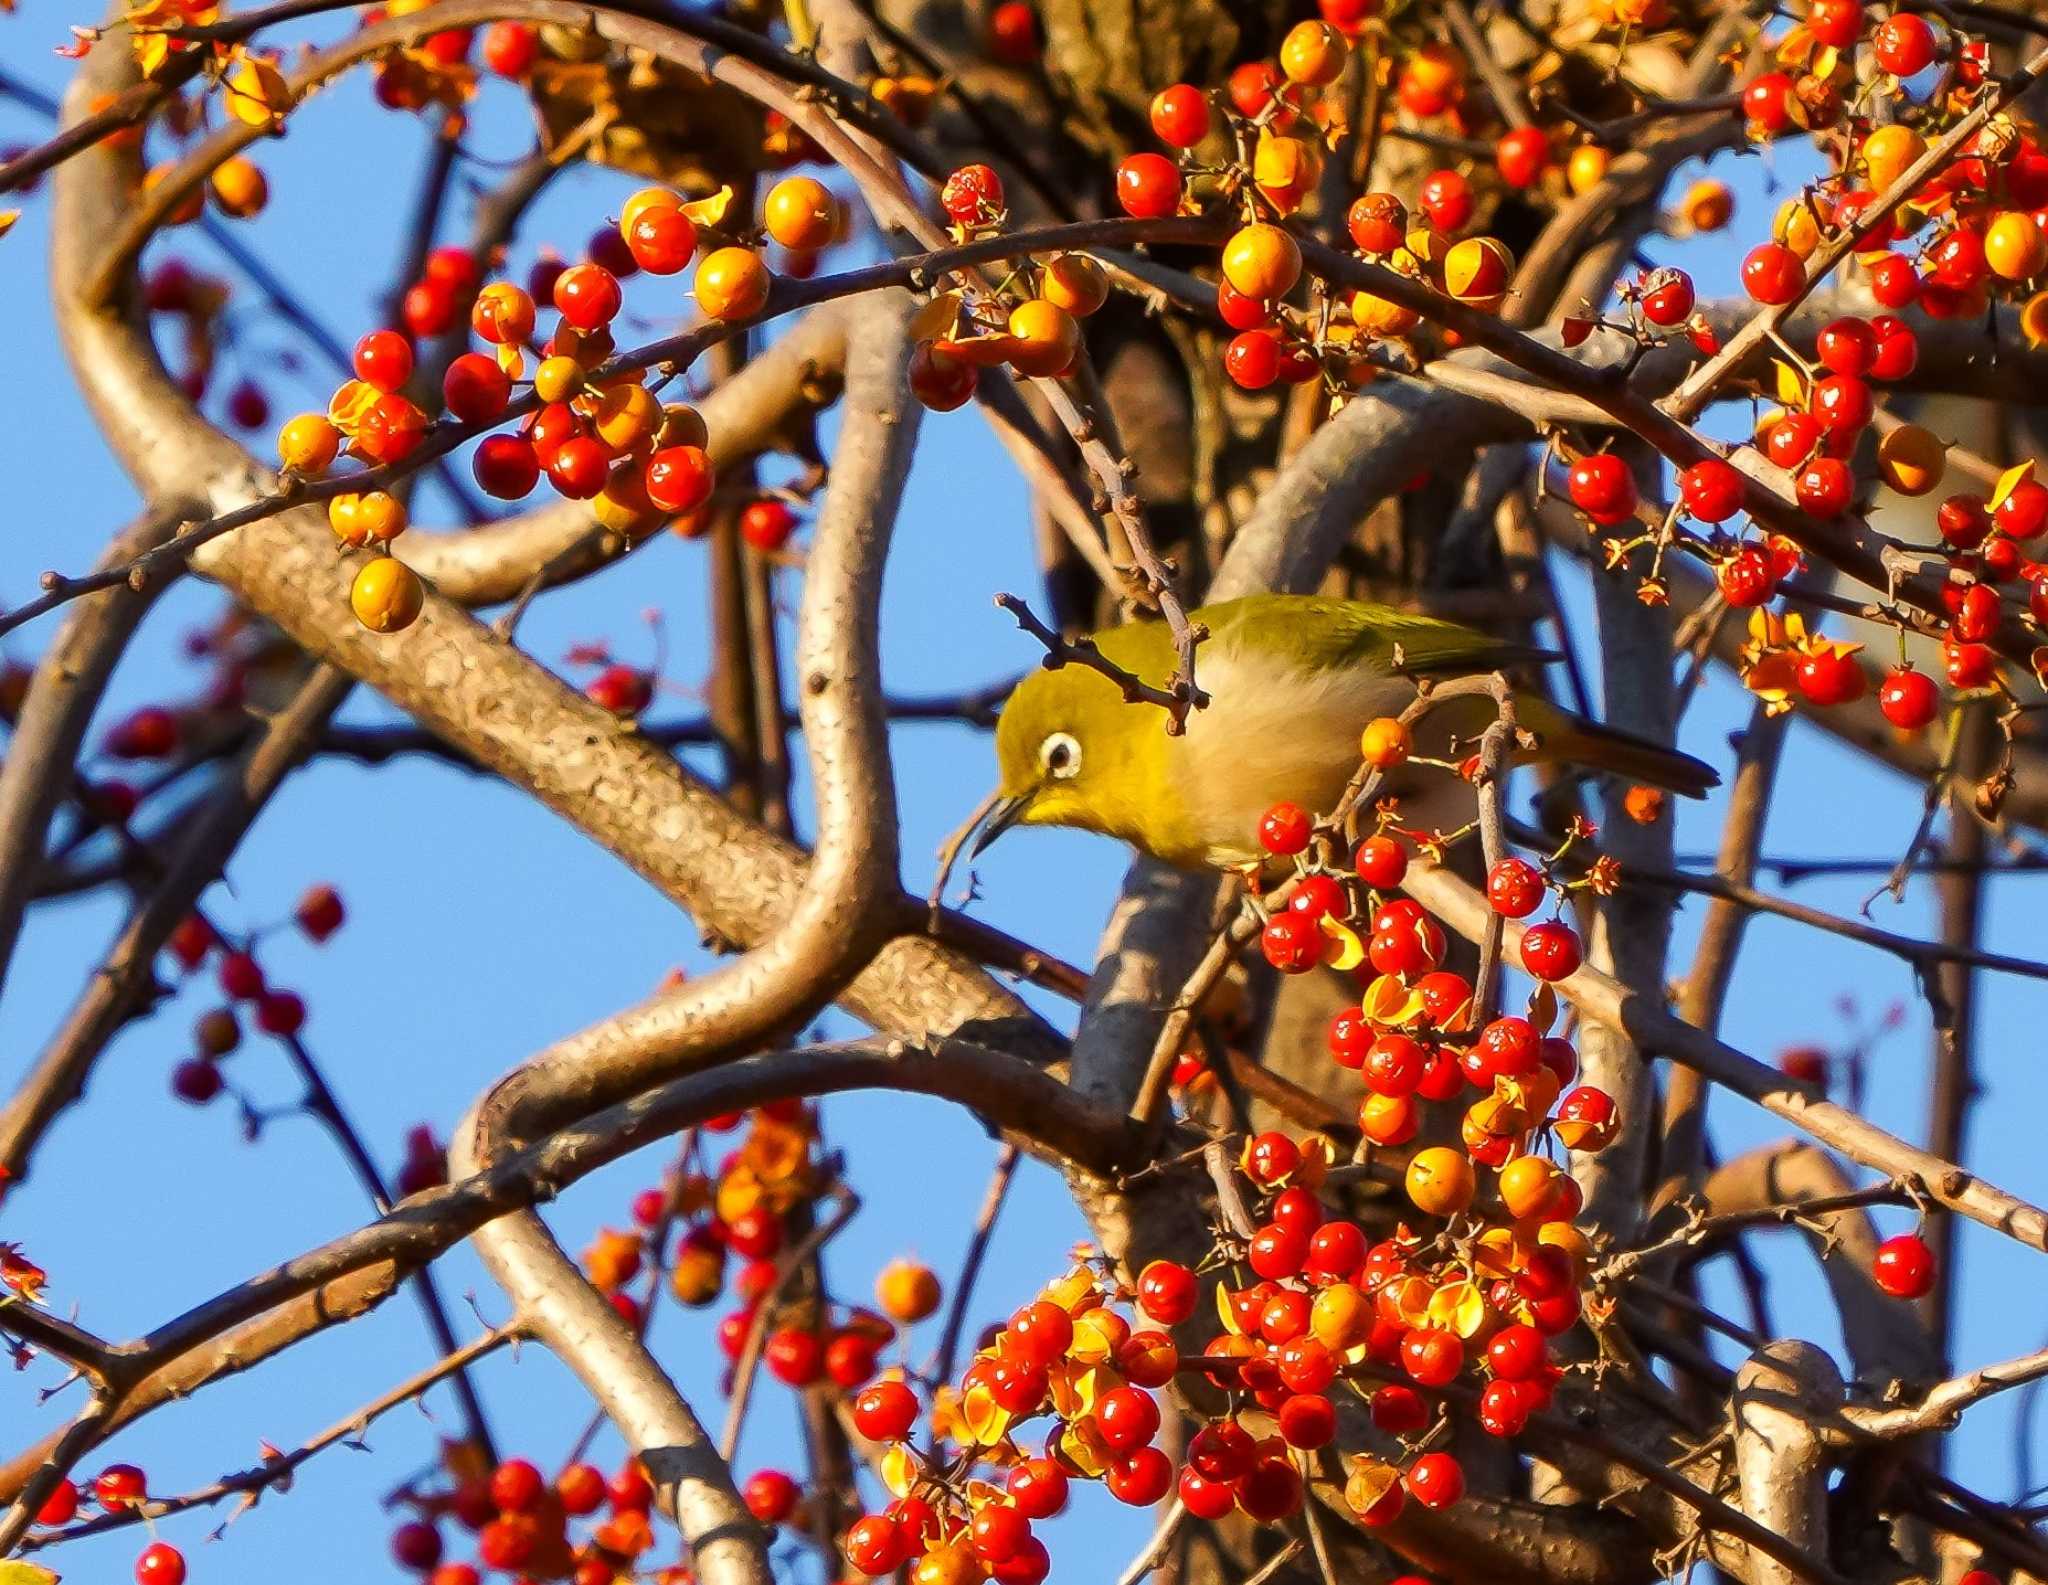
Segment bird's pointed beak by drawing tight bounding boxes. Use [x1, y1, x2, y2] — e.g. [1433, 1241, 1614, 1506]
[968, 791, 1032, 860]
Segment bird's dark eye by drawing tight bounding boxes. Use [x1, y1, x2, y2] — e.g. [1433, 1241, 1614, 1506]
[1040, 732, 1081, 780]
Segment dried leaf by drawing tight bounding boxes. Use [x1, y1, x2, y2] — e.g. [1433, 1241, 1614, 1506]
[1991, 458, 2036, 512]
[908, 291, 964, 343]
[1318, 915, 1365, 972]
[679, 183, 735, 228]
[880, 1444, 917, 1499]
[225, 51, 291, 127]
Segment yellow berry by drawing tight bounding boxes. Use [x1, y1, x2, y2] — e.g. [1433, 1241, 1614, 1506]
[1005, 298, 1080, 378]
[534, 355, 582, 404]
[209, 156, 269, 218]
[350, 556, 424, 633]
[279, 413, 340, 474]
[1279, 19, 1348, 85]
[1221, 223, 1302, 302]
[1565, 145, 1610, 195]
[1041, 253, 1109, 317]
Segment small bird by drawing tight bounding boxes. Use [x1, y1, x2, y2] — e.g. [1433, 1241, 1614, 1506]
[972, 593, 1718, 871]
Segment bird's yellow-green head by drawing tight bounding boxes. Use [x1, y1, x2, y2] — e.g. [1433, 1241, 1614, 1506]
[974, 663, 1181, 859]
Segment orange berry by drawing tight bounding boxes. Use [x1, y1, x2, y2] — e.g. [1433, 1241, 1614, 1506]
[875, 1258, 942, 1323]
[209, 156, 268, 218]
[533, 355, 582, 404]
[1359, 716, 1412, 767]
[1565, 144, 1610, 195]
[279, 413, 340, 474]
[762, 176, 839, 251]
[1279, 19, 1348, 84]
[1005, 298, 1080, 377]
[695, 247, 772, 321]
[1041, 254, 1109, 317]
[1497, 1155, 1565, 1220]
[1404, 1146, 1476, 1217]
[1876, 423, 1947, 496]
[1220, 223, 1303, 302]
[1985, 210, 2048, 281]
[350, 556, 424, 634]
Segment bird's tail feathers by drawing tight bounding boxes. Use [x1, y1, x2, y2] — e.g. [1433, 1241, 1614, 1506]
[1515, 696, 1720, 799]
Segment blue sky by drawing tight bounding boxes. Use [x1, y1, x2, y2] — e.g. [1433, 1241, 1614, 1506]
[1, 6, 2044, 1581]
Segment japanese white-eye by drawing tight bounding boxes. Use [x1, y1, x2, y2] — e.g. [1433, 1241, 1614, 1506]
[974, 594, 1717, 871]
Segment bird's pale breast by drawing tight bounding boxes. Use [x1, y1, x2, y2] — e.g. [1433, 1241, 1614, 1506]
[1167, 645, 1413, 866]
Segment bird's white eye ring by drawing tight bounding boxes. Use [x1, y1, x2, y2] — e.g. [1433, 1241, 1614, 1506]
[1039, 732, 1081, 780]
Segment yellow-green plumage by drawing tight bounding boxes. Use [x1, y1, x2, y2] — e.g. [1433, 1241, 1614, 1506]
[987, 594, 1717, 870]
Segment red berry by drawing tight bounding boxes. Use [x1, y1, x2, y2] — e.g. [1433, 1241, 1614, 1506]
[1811, 373, 1873, 435]
[1566, 453, 1637, 523]
[1874, 8, 1935, 70]
[1996, 478, 2048, 541]
[393, 1521, 444, 1570]
[255, 989, 305, 1036]
[480, 20, 537, 75]
[1224, 329, 1283, 390]
[851, 1380, 919, 1441]
[1418, 169, 1473, 233]
[1105, 1446, 1173, 1506]
[1814, 316, 1874, 376]
[1867, 251, 1921, 308]
[740, 499, 799, 552]
[353, 329, 414, 391]
[1878, 666, 1939, 729]
[1868, 314, 1919, 380]
[1137, 1259, 1197, 1324]
[988, 1, 1039, 63]
[491, 1457, 545, 1513]
[1495, 126, 1548, 188]
[552, 263, 621, 330]
[743, 1468, 799, 1524]
[843, 1514, 905, 1575]
[547, 435, 612, 500]
[644, 445, 715, 515]
[1638, 267, 1695, 327]
[1873, 1232, 1935, 1298]
[1095, 1386, 1161, 1453]
[218, 949, 264, 1001]
[1717, 546, 1778, 608]
[1795, 648, 1866, 707]
[556, 1463, 606, 1515]
[1807, 0, 1863, 48]
[1744, 72, 1793, 130]
[627, 206, 698, 275]
[1519, 920, 1582, 981]
[474, 433, 540, 500]
[1741, 242, 1804, 305]
[35, 1477, 79, 1527]
[135, 1542, 186, 1585]
[940, 163, 1004, 223]
[1115, 153, 1182, 219]
[1677, 457, 1744, 523]
[442, 354, 511, 424]
[402, 278, 458, 338]
[1150, 84, 1210, 148]
[1347, 192, 1407, 254]
[1795, 456, 1854, 518]
[1006, 1458, 1068, 1519]
[1406, 1451, 1465, 1508]
[1261, 913, 1321, 973]
[171, 1053, 224, 1104]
